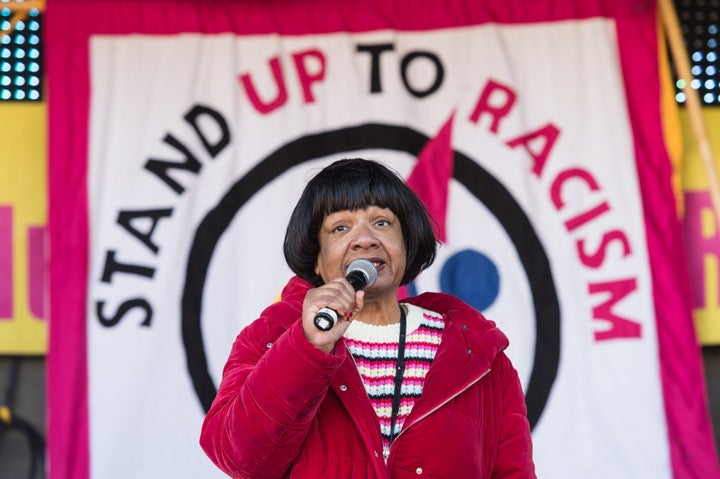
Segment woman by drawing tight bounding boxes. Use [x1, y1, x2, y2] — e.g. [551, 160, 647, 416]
[200, 158, 536, 478]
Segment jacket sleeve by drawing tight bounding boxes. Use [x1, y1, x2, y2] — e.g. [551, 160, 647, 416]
[493, 353, 537, 479]
[199, 308, 346, 478]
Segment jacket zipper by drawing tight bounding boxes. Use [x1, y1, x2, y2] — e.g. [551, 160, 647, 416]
[386, 367, 492, 461]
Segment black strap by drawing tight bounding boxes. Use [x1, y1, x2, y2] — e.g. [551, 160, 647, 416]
[388, 305, 407, 446]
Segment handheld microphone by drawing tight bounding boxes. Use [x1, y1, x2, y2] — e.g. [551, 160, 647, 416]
[313, 259, 378, 331]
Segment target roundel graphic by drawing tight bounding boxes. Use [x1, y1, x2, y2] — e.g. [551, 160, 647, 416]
[181, 123, 560, 430]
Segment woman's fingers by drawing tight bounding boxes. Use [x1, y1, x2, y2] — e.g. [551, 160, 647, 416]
[301, 278, 359, 353]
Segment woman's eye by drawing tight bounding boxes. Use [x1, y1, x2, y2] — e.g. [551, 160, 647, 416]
[375, 219, 389, 227]
[332, 225, 347, 233]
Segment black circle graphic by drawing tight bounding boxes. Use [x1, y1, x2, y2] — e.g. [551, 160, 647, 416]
[182, 123, 560, 429]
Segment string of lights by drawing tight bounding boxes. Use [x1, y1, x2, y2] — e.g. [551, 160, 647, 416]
[0, 0, 43, 102]
[673, 0, 719, 105]
[0, 1, 716, 105]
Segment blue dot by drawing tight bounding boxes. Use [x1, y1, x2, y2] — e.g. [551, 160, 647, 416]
[440, 249, 500, 311]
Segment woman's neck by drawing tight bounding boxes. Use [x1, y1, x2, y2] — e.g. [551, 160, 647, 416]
[356, 299, 403, 326]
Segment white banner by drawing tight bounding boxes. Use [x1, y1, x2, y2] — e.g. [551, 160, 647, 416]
[87, 22, 666, 478]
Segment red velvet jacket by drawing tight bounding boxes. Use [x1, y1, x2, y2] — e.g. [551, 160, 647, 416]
[200, 276, 536, 478]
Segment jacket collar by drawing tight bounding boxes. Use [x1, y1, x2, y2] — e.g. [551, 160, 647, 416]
[280, 276, 510, 453]
[280, 275, 509, 371]
[406, 291, 509, 368]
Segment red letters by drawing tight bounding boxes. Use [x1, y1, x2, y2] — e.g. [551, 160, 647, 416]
[589, 279, 642, 341]
[467, 79, 640, 341]
[0, 205, 46, 320]
[468, 79, 517, 134]
[240, 48, 327, 114]
[292, 49, 326, 103]
[240, 56, 289, 114]
[577, 230, 632, 268]
[0, 206, 12, 318]
[506, 123, 560, 178]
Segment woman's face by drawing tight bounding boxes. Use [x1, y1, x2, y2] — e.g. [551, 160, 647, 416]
[315, 206, 406, 298]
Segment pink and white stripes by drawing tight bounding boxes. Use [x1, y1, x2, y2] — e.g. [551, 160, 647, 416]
[344, 305, 445, 458]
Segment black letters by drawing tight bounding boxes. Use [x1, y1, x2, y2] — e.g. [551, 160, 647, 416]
[356, 43, 395, 93]
[184, 104, 231, 157]
[101, 250, 155, 283]
[144, 104, 230, 194]
[144, 134, 202, 194]
[400, 51, 444, 98]
[356, 43, 444, 98]
[117, 208, 173, 254]
[96, 299, 153, 327]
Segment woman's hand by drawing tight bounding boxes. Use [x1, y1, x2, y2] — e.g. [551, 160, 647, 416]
[302, 278, 364, 354]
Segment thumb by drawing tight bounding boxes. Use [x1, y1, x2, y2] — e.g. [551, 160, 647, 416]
[342, 290, 365, 323]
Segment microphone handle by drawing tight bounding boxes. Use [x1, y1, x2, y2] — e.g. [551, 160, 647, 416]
[314, 308, 338, 331]
[313, 270, 368, 331]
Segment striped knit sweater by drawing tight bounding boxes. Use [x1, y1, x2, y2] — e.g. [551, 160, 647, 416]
[344, 303, 445, 460]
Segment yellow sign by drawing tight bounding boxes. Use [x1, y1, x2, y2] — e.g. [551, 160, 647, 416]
[0, 102, 47, 354]
[680, 108, 720, 345]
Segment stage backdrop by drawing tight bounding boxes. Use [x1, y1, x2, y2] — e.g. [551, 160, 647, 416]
[46, 1, 719, 478]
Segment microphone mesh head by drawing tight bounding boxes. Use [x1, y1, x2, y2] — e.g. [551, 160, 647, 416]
[347, 259, 378, 287]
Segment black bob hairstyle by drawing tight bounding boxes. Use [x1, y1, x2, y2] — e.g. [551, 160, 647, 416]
[283, 158, 438, 287]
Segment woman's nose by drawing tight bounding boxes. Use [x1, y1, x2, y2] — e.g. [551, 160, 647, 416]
[350, 223, 378, 248]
